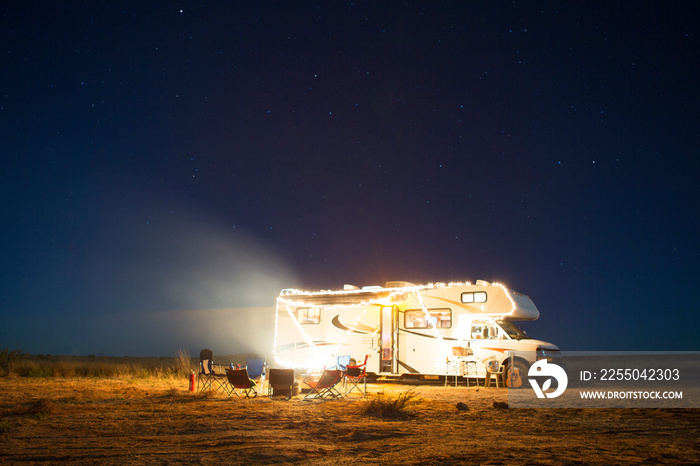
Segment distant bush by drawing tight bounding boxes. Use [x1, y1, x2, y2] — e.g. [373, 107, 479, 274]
[174, 348, 194, 376]
[1, 352, 195, 379]
[26, 397, 56, 415]
[0, 350, 250, 380]
[0, 348, 25, 377]
[25, 367, 54, 378]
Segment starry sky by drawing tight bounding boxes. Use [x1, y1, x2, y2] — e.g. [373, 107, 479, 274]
[2, 1, 698, 357]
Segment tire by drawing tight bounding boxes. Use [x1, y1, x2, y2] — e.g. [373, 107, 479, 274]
[504, 360, 529, 388]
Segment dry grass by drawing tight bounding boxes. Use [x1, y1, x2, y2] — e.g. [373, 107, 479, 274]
[1, 377, 698, 465]
[361, 387, 418, 419]
[2, 352, 699, 464]
[0, 348, 22, 377]
[26, 397, 56, 415]
[0, 350, 193, 379]
[174, 348, 194, 375]
[0, 350, 255, 380]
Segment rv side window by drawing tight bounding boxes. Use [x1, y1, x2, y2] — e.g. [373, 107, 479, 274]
[461, 291, 487, 303]
[296, 307, 320, 324]
[470, 320, 498, 339]
[404, 308, 452, 329]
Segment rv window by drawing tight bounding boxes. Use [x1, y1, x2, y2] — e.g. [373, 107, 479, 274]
[470, 320, 499, 339]
[296, 307, 320, 324]
[461, 291, 487, 303]
[497, 320, 530, 340]
[405, 308, 452, 329]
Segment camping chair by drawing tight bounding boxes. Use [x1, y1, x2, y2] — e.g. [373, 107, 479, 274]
[304, 369, 344, 400]
[226, 368, 259, 398]
[246, 357, 266, 387]
[267, 368, 296, 400]
[344, 355, 368, 395]
[198, 348, 229, 393]
[484, 358, 505, 388]
[335, 355, 351, 371]
[445, 346, 477, 388]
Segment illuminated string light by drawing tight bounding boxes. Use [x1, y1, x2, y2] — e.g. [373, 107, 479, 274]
[492, 282, 517, 315]
[273, 282, 468, 369]
[272, 299, 280, 354]
[273, 297, 321, 369]
[272, 279, 522, 370]
[274, 298, 383, 370]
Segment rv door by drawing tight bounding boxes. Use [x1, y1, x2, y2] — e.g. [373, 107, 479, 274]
[379, 305, 397, 373]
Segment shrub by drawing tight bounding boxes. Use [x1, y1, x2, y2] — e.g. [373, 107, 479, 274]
[361, 388, 418, 419]
[0, 419, 18, 434]
[0, 348, 24, 377]
[174, 348, 194, 376]
[26, 366, 53, 378]
[0, 352, 200, 379]
[26, 397, 56, 415]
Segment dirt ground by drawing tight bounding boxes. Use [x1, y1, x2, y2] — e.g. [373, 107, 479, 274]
[1, 376, 699, 465]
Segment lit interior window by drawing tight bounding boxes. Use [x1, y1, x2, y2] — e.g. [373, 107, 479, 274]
[297, 307, 320, 324]
[461, 291, 487, 303]
[405, 308, 452, 329]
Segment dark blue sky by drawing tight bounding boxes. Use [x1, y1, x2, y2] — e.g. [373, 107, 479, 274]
[2, 1, 698, 356]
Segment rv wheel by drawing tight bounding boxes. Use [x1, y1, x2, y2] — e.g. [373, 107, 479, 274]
[505, 360, 528, 388]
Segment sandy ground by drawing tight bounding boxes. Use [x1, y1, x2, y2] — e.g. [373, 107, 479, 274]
[1, 376, 699, 465]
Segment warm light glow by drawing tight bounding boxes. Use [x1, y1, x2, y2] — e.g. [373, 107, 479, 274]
[273, 296, 321, 369]
[279, 280, 477, 300]
[273, 279, 512, 370]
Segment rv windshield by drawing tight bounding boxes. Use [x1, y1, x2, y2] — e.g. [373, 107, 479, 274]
[497, 320, 530, 340]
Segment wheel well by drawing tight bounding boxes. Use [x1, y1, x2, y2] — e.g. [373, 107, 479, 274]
[502, 356, 530, 370]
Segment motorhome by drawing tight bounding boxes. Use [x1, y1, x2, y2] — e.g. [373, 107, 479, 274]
[273, 280, 559, 387]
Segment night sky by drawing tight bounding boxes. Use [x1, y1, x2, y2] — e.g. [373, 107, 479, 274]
[2, 2, 698, 357]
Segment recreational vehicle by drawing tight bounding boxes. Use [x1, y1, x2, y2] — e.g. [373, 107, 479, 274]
[273, 280, 559, 387]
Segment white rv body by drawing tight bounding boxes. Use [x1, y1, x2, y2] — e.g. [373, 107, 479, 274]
[273, 280, 559, 385]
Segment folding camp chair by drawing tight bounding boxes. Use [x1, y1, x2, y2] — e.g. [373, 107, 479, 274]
[226, 368, 259, 398]
[198, 348, 229, 393]
[304, 369, 344, 400]
[246, 357, 266, 388]
[445, 346, 477, 388]
[344, 355, 368, 395]
[335, 355, 351, 371]
[267, 368, 295, 400]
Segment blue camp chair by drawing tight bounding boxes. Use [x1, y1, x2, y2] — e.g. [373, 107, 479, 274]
[335, 355, 351, 371]
[246, 357, 266, 386]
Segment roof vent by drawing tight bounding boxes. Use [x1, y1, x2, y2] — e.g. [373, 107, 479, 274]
[475, 280, 491, 286]
[343, 284, 359, 290]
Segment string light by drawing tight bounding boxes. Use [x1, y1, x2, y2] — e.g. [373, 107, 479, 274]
[272, 280, 524, 370]
[492, 282, 518, 315]
[273, 297, 321, 369]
